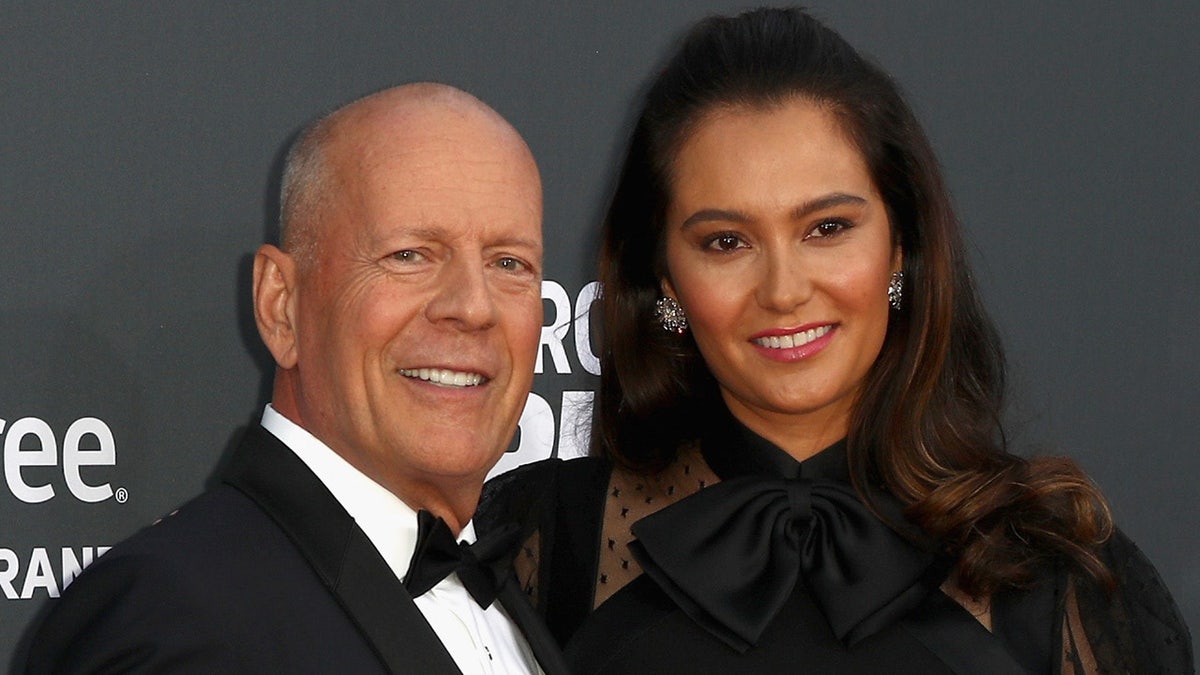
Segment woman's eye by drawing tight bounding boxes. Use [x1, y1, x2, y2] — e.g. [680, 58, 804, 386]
[705, 233, 747, 252]
[807, 219, 851, 239]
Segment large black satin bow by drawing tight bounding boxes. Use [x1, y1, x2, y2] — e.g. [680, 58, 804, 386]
[404, 509, 521, 608]
[629, 475, 939, 652]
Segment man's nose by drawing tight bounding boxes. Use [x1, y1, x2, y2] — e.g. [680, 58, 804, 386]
[424, 256, 500, 330]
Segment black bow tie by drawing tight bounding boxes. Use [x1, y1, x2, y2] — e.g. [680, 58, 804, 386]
[404, 510, 521, 608]
[630, 474, 942, 652]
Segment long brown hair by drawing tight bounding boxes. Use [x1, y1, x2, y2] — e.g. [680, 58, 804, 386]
[593, 7, 1112, 596]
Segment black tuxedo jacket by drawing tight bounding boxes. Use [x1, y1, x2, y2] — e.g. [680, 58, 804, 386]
[23, 425, 568, 674]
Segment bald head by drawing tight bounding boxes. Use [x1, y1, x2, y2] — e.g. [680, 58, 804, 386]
[278, 83, 539, 267]
[254, 83, 543, 526]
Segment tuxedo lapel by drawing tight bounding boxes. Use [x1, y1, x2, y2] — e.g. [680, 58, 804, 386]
[497, 577, 571, 675]
[223, 425, 461, 675]
[337, 525, 463, 674]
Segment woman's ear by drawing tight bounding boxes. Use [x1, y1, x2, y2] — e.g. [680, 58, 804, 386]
[252, 244, 300, 369]
[660, 276, 678, 300]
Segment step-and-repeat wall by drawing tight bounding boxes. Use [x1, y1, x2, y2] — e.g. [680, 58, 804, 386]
[3, 2, 1197, 663]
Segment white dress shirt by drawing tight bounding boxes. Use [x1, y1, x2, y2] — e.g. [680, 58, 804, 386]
[261, 405, 542, 675]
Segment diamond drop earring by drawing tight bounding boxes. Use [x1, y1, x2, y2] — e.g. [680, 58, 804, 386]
[888, 271, 904, 310]
[654, 297, 689, 334]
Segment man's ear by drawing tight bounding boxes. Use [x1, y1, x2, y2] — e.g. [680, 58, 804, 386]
[253, 244, 300, 369]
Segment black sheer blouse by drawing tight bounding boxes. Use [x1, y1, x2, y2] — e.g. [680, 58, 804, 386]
[479, 412, 1192, 674]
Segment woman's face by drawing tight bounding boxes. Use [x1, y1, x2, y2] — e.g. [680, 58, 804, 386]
[662, 98, 900, 456]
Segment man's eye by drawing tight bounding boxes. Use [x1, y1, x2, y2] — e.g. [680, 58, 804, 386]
[391, 250, 426, 263]
[495, 256, 528, 272]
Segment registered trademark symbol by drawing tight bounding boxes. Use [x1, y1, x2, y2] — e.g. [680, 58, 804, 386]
[114, 487, 129, 504]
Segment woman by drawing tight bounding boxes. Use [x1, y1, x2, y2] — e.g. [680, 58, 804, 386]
[482, 7, 1191, 674]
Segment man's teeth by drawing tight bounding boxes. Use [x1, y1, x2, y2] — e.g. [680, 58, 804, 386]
[399, 368, 484, 387]
[753, 325, 832, 349]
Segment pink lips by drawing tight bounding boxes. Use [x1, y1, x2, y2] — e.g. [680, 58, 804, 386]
[749, 323, 837, 362]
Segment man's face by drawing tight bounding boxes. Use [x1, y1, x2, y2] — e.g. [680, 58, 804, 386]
[287, 108, 543, 500]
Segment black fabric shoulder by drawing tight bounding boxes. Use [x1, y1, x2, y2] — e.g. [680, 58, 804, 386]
[479, 456, 614, 645]
[478, 458, 564, 537]
[543, 457, 612, 643]
[1073, 529, 1193, 674]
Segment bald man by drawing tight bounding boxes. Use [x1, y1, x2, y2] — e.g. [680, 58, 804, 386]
[23, 84, 566, 675]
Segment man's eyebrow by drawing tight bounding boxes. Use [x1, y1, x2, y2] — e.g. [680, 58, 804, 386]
[380, 226, 446, 243]
[387, 226, 540, 250]
[486, 236, 542, 251]
[680, 192, 868, 229]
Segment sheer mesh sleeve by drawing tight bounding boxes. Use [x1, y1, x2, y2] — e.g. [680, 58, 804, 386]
[1058, 530, 1193, 674]
[594, 442, 717, 607]
[479, 449, 721, 644]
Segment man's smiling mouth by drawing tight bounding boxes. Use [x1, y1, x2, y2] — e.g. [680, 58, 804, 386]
[399, 368, 486, 387]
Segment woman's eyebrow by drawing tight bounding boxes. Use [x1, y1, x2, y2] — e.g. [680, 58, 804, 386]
[680, 192, 868, 229]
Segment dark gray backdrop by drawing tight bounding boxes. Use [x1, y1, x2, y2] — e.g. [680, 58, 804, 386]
[3, 2, 1196, 664]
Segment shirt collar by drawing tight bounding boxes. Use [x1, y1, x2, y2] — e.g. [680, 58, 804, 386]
[259, 404, 477, 584]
